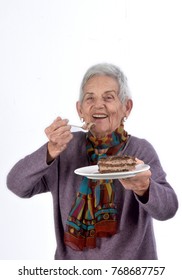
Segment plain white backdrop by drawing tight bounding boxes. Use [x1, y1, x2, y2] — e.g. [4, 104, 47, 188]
[0, 0, 181, 261]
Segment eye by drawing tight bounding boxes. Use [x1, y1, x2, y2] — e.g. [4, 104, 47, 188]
[83, 94, 95, 103]
[104, 94, 115, 101]
[85, 96, 94, 101]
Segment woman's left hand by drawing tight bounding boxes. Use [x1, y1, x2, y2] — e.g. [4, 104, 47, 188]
[119, 159, 151, 197]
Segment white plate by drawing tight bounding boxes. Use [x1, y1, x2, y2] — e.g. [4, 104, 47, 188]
[74, 163, 150, 179]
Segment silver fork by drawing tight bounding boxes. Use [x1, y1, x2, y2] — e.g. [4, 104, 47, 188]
[70, 122, 95, 130]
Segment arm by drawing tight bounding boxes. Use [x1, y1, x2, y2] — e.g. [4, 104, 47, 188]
[137, 175, 178, 220]
[7, 116, 73, 198]
[140, 141, 178, 220]
[120, 138, 178, 221]
[7, 144, 52, 198]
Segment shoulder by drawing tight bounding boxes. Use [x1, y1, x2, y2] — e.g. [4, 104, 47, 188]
[129, 135, 154, 148]
[125, 135, 159, 162]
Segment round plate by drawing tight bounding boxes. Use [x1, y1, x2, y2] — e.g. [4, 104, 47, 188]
[74, 163, 150, 179]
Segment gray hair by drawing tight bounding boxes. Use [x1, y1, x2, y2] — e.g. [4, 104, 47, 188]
[79, 63, 132, 103]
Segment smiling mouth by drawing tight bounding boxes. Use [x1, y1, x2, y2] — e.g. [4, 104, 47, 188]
[92, 114, 108, 119]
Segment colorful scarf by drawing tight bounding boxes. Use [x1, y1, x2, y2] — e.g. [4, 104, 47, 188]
[64, 125, 128, 250]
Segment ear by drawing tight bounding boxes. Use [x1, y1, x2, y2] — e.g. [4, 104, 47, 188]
[76, 101, 84, 119]
[125, 99, 133, 118]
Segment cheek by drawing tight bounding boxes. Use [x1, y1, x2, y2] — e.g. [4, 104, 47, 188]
[110, 105, 124, 121]
[81, 107, 92, 120]
[80, 103, 89, 114]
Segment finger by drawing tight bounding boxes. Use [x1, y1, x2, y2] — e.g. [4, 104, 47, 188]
[51, 118, 69, 132]
[48, 129, 73, 144]
[122, 170, 151, 184]
[45, 118, 69, 136]
[135, 169, 152, 179]
[53, 118, 69, 130]
[57, 130, 73, 143]
[119, 170, 151, 188]
[48, 125, 71, 141]
[135, 158, 144, 164]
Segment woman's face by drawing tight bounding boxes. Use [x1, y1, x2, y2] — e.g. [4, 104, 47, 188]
[76, 75, 132, 138]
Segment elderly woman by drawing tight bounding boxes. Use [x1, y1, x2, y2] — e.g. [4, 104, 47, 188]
[7, 63, 178, 260]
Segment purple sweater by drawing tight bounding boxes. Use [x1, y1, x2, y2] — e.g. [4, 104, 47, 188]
[7, 132, 178, 259]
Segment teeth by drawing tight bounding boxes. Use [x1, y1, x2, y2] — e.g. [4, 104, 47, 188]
[93, 114, 107, 118]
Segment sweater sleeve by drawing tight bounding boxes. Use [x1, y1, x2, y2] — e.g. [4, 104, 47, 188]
[133, 138, 178, 221]
[6, 143, 53, 198]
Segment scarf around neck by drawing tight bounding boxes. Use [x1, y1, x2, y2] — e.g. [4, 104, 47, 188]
[64, 124, 129, 251]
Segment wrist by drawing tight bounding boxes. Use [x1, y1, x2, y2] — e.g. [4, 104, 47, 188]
[134, 188, 150, 203]
[46, 142, 57, 164]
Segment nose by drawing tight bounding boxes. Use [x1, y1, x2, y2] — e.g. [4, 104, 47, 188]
[93, 96, 105, 109]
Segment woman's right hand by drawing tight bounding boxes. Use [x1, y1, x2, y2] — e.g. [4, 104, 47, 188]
[45, 117, 73, 163]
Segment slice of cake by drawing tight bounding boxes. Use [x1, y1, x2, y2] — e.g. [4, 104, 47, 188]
[98, 155, 137, 173]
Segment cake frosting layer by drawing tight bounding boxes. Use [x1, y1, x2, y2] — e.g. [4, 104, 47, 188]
[98, 155, 137, 173]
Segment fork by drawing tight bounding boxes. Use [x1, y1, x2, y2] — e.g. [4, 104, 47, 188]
[70, 122, 95, 131]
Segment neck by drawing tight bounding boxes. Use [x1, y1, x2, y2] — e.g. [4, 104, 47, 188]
[89, 129, 108, 139]
[90, 123, 125, 139]
[87, 123, 128, 151]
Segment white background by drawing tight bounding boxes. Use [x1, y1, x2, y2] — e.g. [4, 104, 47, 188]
[0, 0, 181, 261]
